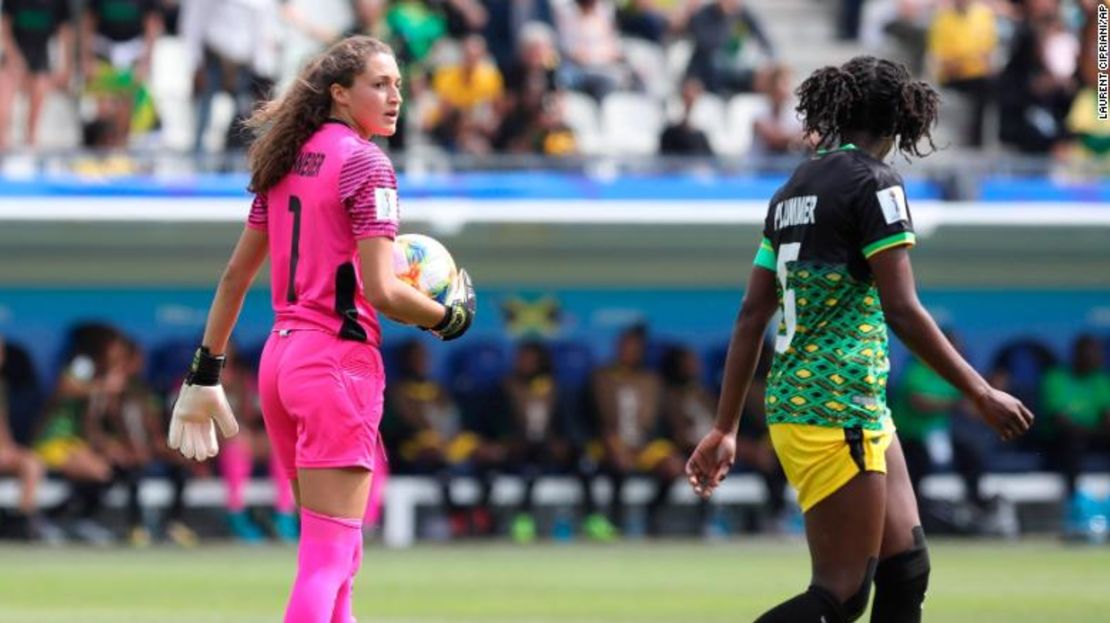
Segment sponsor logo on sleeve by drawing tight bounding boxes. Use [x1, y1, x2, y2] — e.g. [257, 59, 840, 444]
[876, 185, 908, 224]
[374, 187, 399, 222]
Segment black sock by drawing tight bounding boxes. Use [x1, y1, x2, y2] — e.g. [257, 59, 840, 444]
[870, 528, 931, 623]
[754, 586, 845, 623]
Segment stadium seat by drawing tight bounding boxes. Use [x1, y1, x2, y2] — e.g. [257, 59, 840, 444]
[621, 38, 669, 100]
[562, 91, 602, 155]
[989, 338, 1058, 413]
[600, 92, 664, 156]
[150, 36, 195, 151]
[664, 39, 694, 94]
[720, 94, 770, 156]
[687, 93, 727, 152]
[148, 338, 202, 395]
[447, 341, 510, 437]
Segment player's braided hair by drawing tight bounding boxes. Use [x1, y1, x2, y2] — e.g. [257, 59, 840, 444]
[795, 55, 940, 158]
[246, 36, 394, 193]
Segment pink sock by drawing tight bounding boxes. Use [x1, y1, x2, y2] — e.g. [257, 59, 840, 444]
[220, 437, 252, 513]
[364, 450, 389, 528]
[329, 539, 363, 623]
[270, 453, 295, 514]
[284, 508, 363, 623]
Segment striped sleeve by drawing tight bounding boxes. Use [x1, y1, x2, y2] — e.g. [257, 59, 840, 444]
[753, 237, 776, 271]
[339, 143, 400, 240]
[246, 193, 268, 230]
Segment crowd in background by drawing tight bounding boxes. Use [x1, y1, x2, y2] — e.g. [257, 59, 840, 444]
[0, 0, 1106, 163]
[1, 321, 1108, 545]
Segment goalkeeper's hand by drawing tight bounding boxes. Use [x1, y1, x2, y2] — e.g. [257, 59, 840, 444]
[168, 347, 240, 461]
[426, 268, 476, 341]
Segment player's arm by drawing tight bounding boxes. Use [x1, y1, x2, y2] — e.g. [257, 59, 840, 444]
[358, 237, 474, 340]
[870, 248, 1033, 440]
[712, 265, 777, 435]
[687, 265, 777, 498]
[168, 227, 267, 461]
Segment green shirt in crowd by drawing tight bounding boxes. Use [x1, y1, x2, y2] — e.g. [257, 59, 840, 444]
[894, 359, 962, 441]
[1041, 367, 1110, 430]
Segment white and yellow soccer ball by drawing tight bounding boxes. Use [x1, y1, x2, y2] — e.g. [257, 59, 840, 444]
[392, 233, 458, 304]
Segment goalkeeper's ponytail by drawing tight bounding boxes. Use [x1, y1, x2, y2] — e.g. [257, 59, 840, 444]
[246, 36, 394, 194]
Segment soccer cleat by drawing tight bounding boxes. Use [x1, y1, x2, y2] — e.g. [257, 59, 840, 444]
[510, 513, 537, 544]
[582, 513, 618, 542]
[227, 510, 266, 543]
[272, 511, 300, 543]
[165, 521, 199, 548]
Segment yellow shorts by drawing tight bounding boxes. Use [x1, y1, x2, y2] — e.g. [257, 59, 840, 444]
[35, 437, 87, 470]
[769, 420, 894, 513]
[398, 430, 482, 465]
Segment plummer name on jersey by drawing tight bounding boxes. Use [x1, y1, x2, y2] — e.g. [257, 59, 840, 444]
[773, 195, 818, 231]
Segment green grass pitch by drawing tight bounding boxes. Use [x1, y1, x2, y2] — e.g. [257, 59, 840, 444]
[0, 539, 1106, 622]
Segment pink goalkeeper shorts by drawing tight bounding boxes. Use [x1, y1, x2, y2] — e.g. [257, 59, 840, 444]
[258, 329, 386, 480]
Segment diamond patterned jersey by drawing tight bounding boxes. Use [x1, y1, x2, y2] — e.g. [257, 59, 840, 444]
[753, 146, 917, 431]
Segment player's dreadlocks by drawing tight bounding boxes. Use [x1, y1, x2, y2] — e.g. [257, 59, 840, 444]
[795, 55, 940, 158]
[246, 36, 394, 194]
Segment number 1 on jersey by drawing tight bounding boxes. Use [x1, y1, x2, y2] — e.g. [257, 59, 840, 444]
[287, 196, 302, 303]
[775, 242, 801, 353]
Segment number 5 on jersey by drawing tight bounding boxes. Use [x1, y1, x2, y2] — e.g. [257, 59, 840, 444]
[775, 242, 801, 353]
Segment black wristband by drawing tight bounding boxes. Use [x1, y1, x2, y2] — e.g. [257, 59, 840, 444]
[430, 305, 454, 332]
[187, 346, 225, 386]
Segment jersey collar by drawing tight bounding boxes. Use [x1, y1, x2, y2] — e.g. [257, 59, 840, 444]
[815, 143, 858, 156]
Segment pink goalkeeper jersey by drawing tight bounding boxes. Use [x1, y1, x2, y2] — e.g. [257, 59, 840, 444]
[246, 120, 400, 346]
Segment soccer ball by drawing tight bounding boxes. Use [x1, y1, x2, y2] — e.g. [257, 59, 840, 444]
[392, 233, 458, 304]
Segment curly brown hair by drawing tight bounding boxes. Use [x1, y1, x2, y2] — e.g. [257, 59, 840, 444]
[795, 55, 940, 158]
[245, 36, 394, 194]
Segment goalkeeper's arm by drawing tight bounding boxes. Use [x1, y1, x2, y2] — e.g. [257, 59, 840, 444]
[358, 237, 475, 341]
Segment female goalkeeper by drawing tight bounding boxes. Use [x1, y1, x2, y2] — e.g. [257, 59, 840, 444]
[167, 36, 474, 623]
[685, 56, 1033, 623]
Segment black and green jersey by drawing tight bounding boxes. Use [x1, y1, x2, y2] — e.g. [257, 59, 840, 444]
[753, 145, 915, 430]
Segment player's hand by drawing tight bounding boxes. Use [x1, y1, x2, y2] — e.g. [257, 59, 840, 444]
[168, 347, 239, 461]
[973, 387, 1034, 442]
[685, 427, 736, 500]
[428, 268, 475, 341]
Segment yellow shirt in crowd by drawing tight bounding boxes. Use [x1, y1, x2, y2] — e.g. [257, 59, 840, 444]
[432, 61, 504, 110]
[928, 3, 997, 83]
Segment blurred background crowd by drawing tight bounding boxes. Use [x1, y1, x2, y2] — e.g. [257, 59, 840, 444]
[1, 321, 1107, 546]
[0, 0, 1106, 168]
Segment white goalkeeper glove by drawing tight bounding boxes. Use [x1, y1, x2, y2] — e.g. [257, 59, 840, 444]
[168, 347, 240, 461]
[425, 268, 476, 341]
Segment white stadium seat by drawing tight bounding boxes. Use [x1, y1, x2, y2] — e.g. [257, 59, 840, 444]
[600, 92, 663, 156]
[562, 91, 602, 155]
[720, 93, 770, 157]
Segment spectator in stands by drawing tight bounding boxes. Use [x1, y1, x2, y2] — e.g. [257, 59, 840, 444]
[81, 0, 163, 148]
[0, 334, 60, 542]
[554, 0, 637, 100]
[216, 343, 297, 543]
[1041, 334, 1110, 536]
[895, 332, 1013, 536]
[751, 64, 806, 157]
[859, 0, 933, 76]
[999, 0, 1077, 154]
[428, 33, 504, 154]
[33, 324, 118, 544]
[388, 340, 502, 538]
[1065, 0, 1110, 162]
[86, 333, 153, 547]
[616, 0, 669, 43]
[477, 0, 555, 74]
[590, 324, 683, 535]
[125, 338, 202, 547]
[501, 340, 579, 542]
[659, 77, 713, 156]
[0, 0, 73, 149]
[181, 0, 279, 153]
[659, 345, 728, 537]
[927, 0, 997, 147]
[494, 22, 576, 155]
[684, 0, 775, 96]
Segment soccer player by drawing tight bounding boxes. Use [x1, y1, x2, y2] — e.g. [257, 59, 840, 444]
[166, 36, 475, 623]
[686, 56, 1034, 623]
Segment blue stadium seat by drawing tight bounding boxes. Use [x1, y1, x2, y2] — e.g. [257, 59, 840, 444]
[447, 341, 510, 436]
[550, 340, 596, 393]
[989, 338, 1058, 413]
[148, 338, 201, 394]
[703, 342, 729, 394]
